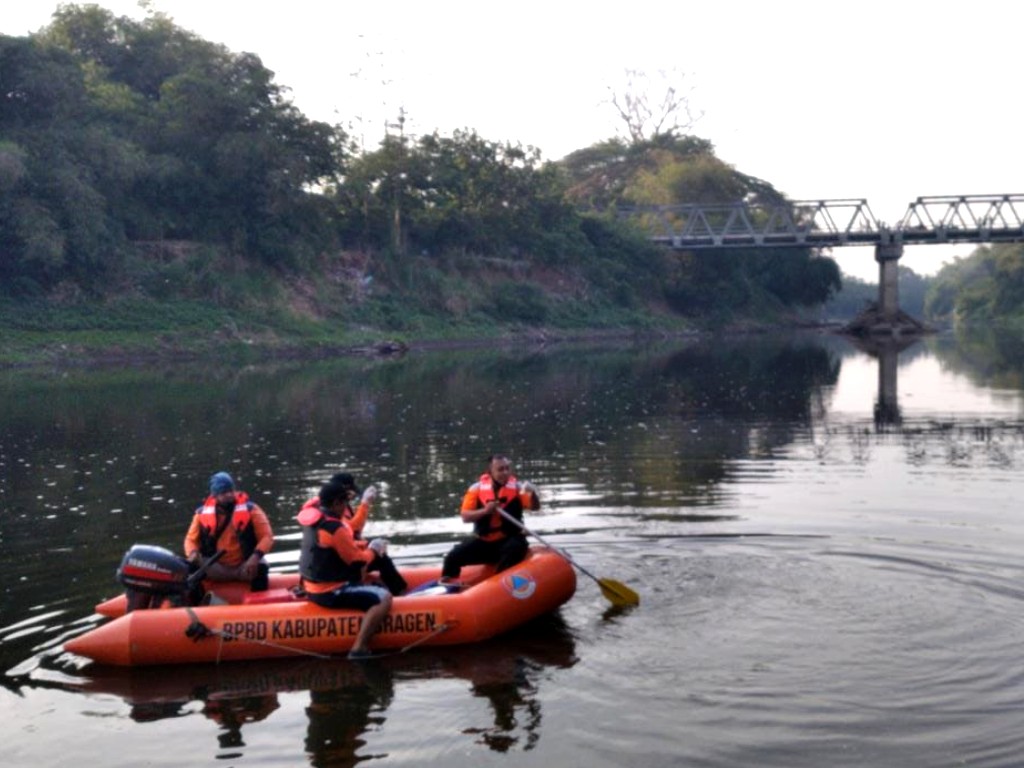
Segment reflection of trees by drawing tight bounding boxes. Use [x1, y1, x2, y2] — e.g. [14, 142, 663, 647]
[935, 327, 1024, 390]
[0, 339, 841, 531]
[551, 338, 841, 507]
[325, 338, 842, 510]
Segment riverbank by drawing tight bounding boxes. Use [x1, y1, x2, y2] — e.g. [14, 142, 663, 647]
[0, 314, 689, 370]
[0, 292, 842, 369]
[1, 321, 711, 369]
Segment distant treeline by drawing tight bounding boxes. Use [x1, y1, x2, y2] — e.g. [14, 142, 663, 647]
[823, 266, 932, 322]
[823, 244, 1024, 330]
[0, 4, 933, 334]
[923, 243, 1024, 328]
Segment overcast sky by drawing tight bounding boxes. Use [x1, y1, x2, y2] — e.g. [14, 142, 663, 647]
[6, 1, 1021, 281]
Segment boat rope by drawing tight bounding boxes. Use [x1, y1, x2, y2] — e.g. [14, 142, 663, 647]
[212, 626, 335, 662]
[393, 621, 454, 655]
[182, 605, 334, 661]
[348, 626, 456, 663]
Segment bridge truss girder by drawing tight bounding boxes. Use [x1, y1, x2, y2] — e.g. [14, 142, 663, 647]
[621, 194, 1024, 249]
[898, 194, 1024, 245]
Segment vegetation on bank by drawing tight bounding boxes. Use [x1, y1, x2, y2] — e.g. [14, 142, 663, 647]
[15, 5, 1020, 363]
[924, 243, 1024, 331]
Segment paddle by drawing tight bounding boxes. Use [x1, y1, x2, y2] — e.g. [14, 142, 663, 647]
[499, 509, 639, 607]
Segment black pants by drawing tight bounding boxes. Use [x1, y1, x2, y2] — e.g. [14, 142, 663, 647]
[441, 535, 528, 579]
[250, 561, 269, 592]
[186, 560, 269, 603]
[366, 553, 407, 595]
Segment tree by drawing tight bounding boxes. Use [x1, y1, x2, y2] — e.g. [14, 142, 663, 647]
[0, 33, 120, 291]
[19, 5, 346, 274]
[925, 244, 1024, 326]
[338, 127, 584, 260]
[559, 133, 715, 210]
[606, 68, 702, 144]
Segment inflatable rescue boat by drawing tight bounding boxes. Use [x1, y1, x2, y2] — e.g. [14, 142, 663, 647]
[64, 544, 576, 667]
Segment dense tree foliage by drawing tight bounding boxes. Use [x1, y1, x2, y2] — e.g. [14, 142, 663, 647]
[1, 4, 845, 325]
[336, 129, 586, 261]
[558, 133, 840, 314]
[925, 244, 1024, 327]
[1, 5, 342, 294]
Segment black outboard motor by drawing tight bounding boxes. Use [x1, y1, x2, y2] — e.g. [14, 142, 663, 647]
[116, 544, 191, 612]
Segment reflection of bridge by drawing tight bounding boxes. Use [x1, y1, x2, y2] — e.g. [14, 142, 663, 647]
[619, 194, 1024, 331]
[833, 338, 1024, 472]
[847, 335, 919, 428]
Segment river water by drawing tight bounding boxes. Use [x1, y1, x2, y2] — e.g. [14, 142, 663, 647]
[3, 330, 1024, 767]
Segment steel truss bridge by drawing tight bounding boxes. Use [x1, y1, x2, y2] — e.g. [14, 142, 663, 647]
[618, 194, 1024, 250]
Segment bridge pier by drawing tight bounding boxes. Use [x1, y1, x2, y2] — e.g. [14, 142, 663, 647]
[876, 240, 902, 323]
[840, 233, 932, 337]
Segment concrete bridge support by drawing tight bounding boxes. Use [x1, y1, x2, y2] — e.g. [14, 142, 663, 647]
[875, 240, 903, 323]
[840, 234, 931, 336]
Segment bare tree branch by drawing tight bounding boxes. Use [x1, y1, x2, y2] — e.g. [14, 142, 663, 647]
[606, 68, 702, 144]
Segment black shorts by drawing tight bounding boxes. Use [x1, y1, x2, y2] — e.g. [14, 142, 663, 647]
[307, 583, 389, 611]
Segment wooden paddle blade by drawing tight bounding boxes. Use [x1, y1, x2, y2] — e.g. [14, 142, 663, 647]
[598, 578, 639, 606]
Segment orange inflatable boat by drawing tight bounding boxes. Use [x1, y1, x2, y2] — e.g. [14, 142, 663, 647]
[65, 546, 576, 667]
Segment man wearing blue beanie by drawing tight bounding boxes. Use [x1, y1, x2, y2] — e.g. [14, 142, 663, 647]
[184, 471, 275, 591]
[209, 472, 235, 495]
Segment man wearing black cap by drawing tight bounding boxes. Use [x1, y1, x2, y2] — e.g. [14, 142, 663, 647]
[297, 471, 405, 595]
[184, 471, 275, 590]
[297, 476, 396, 658]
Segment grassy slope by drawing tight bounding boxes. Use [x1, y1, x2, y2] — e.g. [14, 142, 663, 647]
[0, 249, 702, 366]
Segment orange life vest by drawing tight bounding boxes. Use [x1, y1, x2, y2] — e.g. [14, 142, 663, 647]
[475, 473, 523, 541]
[297, 509, 365, 584]
[195, 492, 257, 558]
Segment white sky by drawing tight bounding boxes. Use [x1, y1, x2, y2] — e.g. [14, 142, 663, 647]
[5, 0, 1021, 282]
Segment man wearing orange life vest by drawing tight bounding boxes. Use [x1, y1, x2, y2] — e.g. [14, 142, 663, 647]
[184, 471, 274, 590]
[440, 454, 540, 582]
[297, 477, 397, 659]
[298, 472, 406, 595]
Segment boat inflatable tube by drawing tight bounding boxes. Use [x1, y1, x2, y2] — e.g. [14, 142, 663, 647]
[65, 547, 576, 666]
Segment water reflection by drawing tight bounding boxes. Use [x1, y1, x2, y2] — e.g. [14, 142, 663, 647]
[9, 333, 1024, 672]
[6, 333, 1024, 767]
[3, 333, 1024, 650]
[25, 616, 574, 764]
[846, 335, 921, 427]
[941, 326, 1024, 390]
[304, 663, 393, 767]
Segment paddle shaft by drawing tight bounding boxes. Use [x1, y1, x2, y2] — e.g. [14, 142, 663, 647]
[186, 549, 226, 589]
